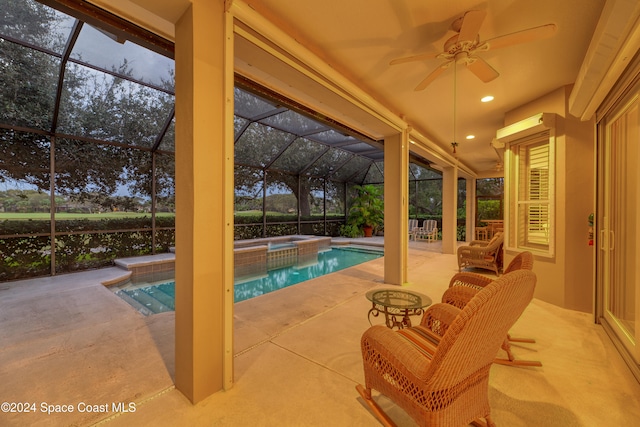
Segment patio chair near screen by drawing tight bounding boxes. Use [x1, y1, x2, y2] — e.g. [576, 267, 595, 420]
[408, 219, 419, 239]
[412, 219, 438, 242]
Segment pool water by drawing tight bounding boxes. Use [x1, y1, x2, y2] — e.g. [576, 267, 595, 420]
[117, 247, 382, 314]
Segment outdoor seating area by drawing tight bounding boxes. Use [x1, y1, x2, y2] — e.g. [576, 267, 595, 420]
[1, 242, 639, 426]
[357, 269, 537, 426]
[410, 219, 439, 242]
[444, 251, 542, 368]
[2, 1, 640, 425]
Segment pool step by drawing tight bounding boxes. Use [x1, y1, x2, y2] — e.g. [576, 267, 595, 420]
[119, 285, 174, 314]
[141, 285, 174, 309]
[114, 290, 154, 316]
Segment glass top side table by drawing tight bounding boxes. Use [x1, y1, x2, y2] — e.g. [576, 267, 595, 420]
[365, 289, 432, 330]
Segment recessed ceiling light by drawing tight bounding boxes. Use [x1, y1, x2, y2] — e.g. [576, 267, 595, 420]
[481, 95, 494, 103]
[466, 135, 475, 140]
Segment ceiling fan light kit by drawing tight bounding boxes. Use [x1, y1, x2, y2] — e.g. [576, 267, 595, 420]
[451, 141, 459, 154]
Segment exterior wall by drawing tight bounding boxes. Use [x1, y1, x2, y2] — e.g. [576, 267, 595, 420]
[504, 86, 594, 312]
[563, 87, 595, 312]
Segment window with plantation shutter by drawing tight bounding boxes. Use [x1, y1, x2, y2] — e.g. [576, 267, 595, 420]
[507, 132, 554, 255]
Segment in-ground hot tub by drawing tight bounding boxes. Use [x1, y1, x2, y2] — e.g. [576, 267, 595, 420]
[233, 235, 331, 281]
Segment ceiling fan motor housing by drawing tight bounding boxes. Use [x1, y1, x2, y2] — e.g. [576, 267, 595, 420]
[444, 33, 480, 55]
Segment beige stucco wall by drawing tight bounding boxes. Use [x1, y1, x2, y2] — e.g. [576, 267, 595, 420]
[504, 86, 594, 312]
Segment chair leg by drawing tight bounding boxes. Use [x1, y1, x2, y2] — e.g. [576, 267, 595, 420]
[494, 357, 543, 367]
[509, 337, 536, 343]
[356, 384, 397, 427]
[507, 333, 536, 344]
[494, 339, 542, 367]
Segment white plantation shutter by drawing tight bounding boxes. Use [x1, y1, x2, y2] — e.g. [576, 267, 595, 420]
[510, 132, 554, 254]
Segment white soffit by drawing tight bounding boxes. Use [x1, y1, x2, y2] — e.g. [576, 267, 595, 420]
[496, 113, 556, 143]
[569, 0, 640, 120]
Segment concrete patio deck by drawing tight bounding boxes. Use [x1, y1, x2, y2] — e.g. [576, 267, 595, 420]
[1, 239, 639, 426]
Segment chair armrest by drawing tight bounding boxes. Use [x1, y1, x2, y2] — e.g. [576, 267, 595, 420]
[419, 302, 461, 337]
[441, 285, 480, 310]
[361, 325, 432, 378]
[449, 272, 493, 289]
[457, 245, 498, 260]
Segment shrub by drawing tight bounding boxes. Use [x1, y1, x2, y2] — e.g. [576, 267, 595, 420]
[0, 217, 175, 281]
[339, 223, 362, 238]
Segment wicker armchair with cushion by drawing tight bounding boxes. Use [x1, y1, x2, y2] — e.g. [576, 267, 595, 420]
[357, 270, 537, 427]
[444, 251, 541, 367]
[450, 250, 534, 292]
[457, 232, 504, 275]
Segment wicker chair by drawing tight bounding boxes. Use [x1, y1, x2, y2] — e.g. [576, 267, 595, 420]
[444, 251, 541, 367]
[357, 270, 537, 427]
[457, 232, 504, 275]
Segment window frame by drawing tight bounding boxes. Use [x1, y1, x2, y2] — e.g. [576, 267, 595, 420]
[505, 131, 555, 257]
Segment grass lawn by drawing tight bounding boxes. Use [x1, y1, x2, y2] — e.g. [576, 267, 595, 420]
[234, 210, 292, 217]
[0, 212, 175, 221]
[234, 211, 345, 218]
[3, 211, 343, 220]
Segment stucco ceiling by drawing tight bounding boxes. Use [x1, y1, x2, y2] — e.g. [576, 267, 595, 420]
[233, 0, 606, 176]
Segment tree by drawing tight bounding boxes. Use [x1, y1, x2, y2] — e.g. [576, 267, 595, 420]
[477, 178, 504, 196]
[412, 178, 443, 217]
[476, 178, 504, 222]
[0, 2, 61, 192]
[1, 1, 176, 208]
[0, 0, 62, 131]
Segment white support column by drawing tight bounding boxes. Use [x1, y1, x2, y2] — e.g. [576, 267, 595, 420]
[384, 130, 409, 285]
[466, 178, 476, 242]
[441, 166, 458, 254]
[174, 0, 234, 404]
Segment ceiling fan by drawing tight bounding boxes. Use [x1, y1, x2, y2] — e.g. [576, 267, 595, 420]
[390, 10, 557, 91]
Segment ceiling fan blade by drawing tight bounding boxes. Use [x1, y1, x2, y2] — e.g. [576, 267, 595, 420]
[485, 23, 557, 50]
[458, 10, 487, 42]
[390, 51, 441, 65]
[414, 62, 450, 91]
[466, 56, 499, 82]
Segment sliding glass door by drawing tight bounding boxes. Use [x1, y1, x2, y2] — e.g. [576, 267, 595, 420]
[597, 91, 640, 373]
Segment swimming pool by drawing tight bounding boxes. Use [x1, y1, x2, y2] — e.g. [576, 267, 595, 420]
[116, 246, 382, 314]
